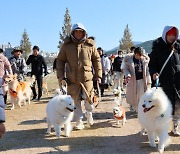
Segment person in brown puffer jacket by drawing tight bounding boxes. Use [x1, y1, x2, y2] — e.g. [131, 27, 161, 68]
[56, 23, 102, 130]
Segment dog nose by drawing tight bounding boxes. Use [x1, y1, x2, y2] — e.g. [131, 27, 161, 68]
[142, 104, 146, 108]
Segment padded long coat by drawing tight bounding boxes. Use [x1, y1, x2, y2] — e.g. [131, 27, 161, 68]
[56, 37, 102, 104]
[123, 54, 151, 108]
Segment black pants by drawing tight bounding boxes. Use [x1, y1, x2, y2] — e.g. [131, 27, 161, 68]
[100, 73, 108, 95]
[31, 75, 42, 99]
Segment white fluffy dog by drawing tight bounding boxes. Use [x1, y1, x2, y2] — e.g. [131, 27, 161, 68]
[5, 74, 34, 110]
[46, 95, 75, 138]
[138, 87, 172, 153]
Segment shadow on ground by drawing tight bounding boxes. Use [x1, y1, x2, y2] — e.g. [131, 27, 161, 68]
[1, 129, 179, 154]
[18, 118, 46, 125]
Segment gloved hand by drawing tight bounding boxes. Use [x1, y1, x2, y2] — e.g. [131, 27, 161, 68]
[95, 77, 101, 84]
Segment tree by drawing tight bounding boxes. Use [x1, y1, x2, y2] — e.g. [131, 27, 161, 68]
[58, 8, 72, 49]
[20, 29, 31, 60]
[119, 24, 133, 53]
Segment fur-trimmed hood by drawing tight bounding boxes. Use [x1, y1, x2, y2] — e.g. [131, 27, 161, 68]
[70, 23, 87, 43]
[124, 53, 150, 64]
[63, 36, 95, 46]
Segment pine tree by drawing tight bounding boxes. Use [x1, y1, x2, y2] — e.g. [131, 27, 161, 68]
[119, 24, 133, 53]
[20, 29, 31, 60]
[58, 8, 72, 49]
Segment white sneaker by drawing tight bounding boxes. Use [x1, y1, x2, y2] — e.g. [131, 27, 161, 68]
[172, 123, 180, 136]
[74, 119, 84, 130]
[130, 106, 136, 112]
[85, 112, 94, 126]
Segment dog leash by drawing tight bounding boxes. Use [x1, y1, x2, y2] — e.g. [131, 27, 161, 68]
[174, 85, 180, 99]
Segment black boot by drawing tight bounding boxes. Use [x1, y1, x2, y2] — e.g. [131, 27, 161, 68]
[4, 94, 7, 104]
[31, 95, 37, 101]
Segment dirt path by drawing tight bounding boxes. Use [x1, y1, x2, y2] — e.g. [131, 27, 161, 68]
[0, 74, 179, 154]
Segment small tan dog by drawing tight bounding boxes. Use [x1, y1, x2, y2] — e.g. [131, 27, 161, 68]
[42, 80, 49, 95]
[113, 106, 126, 126]
[5, 74, 35, 110]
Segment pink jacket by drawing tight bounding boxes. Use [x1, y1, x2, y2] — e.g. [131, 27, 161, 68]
[0, 53, 12, 80]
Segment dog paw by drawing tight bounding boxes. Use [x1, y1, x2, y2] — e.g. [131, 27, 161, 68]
[46, 131, 51, 134]
[149, 142, 156, 148]
[56, 135, 60, 139]
[65, 133, 70, 137]
[139, 129, 147, 135]
[158, 148, 164, 154]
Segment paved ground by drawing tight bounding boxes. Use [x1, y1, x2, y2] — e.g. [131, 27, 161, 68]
[0, 74, 179, 154]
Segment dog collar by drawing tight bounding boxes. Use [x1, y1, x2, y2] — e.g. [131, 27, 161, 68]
[114, 115, 124, 120]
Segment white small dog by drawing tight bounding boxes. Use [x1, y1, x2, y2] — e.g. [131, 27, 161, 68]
[138, 87, 172, 153]
[113, 106, 126, 126]
[46, 95, 75, 138]
[54, 87, 67, 96]
[54, 79, 67, 96]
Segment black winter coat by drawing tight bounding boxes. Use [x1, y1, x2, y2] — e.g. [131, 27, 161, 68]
[26, 55, 47, 76]
[149, 37, 180, 113]
[113, 56, 123, 72]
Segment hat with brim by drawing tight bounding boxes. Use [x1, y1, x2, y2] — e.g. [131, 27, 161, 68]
[11, 49, 23, 54]
[74, 28, 84, 31]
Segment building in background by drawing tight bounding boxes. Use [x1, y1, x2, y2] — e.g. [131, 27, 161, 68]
[0, 43, 13, 59]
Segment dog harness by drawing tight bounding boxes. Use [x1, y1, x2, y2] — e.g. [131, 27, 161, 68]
[114, 106, 126, 120]
[9, 82, 26, 98]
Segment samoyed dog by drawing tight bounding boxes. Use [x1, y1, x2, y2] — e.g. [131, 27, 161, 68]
[46, 95, 75, 138]
[138, 87, 172, 153]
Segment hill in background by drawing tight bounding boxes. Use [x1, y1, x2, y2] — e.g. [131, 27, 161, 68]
[106, 40, 154, 55]
[135, 40, 154, 54]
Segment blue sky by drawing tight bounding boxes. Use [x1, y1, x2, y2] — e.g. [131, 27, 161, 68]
[0, 0, 180, 52]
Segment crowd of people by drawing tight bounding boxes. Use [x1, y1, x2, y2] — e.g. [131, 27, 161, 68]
[56, 23, 180, 135]
[0, 23, 180, 139]
[0, 45, 48, 138]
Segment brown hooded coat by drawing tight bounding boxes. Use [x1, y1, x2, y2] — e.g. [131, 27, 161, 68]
[56, 37, 102, 104]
